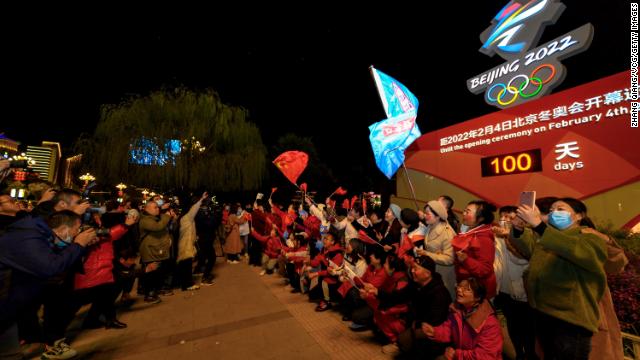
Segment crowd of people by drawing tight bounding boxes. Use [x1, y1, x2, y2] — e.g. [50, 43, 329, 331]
[0, 160, 222, 360]
[222, 190, 628, 360]
[0, 156, 630, 360]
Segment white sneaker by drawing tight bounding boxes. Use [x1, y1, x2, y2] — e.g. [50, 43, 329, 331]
[231, 260, 239, 264]
[185, 285, 200, 291]
[41, 338, 77, 359]
[259, 270, 266, 276]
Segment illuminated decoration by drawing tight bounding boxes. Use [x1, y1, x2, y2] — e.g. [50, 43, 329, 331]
[467, 0, 593, 109]
[79, 173, 95, 187]
[116, 183, 127, 199]
[63, 154, 82, 187]
[182, 137, 206, 153]
[9, 189, 16, 198]
[129, 137, 181, 166]
[149, 191, 156, 197]
[481, 149, 542, 177]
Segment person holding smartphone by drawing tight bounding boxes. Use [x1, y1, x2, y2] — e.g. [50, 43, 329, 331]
[510, 197, 607, 359]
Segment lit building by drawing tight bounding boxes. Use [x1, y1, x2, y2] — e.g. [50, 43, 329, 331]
[0, 133, 20, 157]
[26, 141, 61, 183]
[63, 154, 83, 187]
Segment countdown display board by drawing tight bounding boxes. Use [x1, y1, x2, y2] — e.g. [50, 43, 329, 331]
[404, 71, 639, 208]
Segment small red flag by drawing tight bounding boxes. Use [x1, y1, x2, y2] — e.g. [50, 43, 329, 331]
[271, 187, 278, 194]
[273, 151, 309, 185]
[342, 199, 350, 210]
[334, 186, 347, 196]
[357, 230, 378, 245]
[362, 198, 368, 214]
[300, 183, 307, 192]
[350, 195, 358, 209]
[329, 199, 336, 209]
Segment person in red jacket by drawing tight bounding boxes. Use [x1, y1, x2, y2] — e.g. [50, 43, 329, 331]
[282, 234, 308, 293]
[307, 233, 344, 311]
[422, 278, 503, 360]
[74, 215, 137, 329]
[451, 200, 497, 299]
[359, 253, 411, 355]
[348, 248, 389, 331]
[251, 226, 282, 276]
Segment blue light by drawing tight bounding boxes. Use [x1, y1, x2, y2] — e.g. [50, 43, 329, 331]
[129, 137, 181, 166]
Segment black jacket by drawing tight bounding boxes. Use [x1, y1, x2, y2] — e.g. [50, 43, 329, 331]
[408, 273, 452, 327]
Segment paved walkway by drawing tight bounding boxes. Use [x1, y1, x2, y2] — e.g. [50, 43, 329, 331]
[47, 260, 392, 360]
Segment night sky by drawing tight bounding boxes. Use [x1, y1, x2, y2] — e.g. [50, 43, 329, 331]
[1, 1, 630, 189]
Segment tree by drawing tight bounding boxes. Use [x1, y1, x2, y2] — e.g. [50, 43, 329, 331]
[75, 88, 267, 192]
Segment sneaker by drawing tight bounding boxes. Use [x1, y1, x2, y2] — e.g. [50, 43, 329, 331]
[41, 339, 77, 359]
[144, 295, 161, 304]
[349, 322, 368, 331]
[201, 279, 215, 286]
[184, 285, 200, 291]
[259, 270, 266, 276]
[231, 260, 239, 264]
[381, 343, 400, 355]
[315, 301, 332, 312]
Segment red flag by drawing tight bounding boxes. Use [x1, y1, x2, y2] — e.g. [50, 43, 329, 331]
[271, 187, 278, 194]
[329, 199, 336, 209]
[273, 151, 309, 185]
[334, 186, 347, 196]
[357, 230, 378, 245]
[362, 198, 368, 214]
[300, 183, 307, 192]
[342, 199, 350, 209]
[350, 195, 358, 209]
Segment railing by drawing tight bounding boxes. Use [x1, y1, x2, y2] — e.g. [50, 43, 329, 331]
[623, 331, 640, 360]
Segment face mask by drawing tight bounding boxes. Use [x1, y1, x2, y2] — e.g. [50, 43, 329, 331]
[156, 200, 164, 207]
[549, 210, 573, 230]
[54, 231, 72, 248]
[459, 224, 470, 233]
[315, 240, 324, 251]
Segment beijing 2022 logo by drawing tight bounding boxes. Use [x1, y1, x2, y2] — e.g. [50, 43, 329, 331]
[467, 0, 594, 109]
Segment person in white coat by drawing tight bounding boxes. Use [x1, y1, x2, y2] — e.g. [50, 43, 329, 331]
[416, 200, 456, 299]
[177, 192, 208, 291]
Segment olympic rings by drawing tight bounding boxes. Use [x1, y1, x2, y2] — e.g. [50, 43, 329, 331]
[485, 64, 556, 105]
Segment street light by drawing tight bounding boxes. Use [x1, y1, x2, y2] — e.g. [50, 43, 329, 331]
[79, 173, 95, 188]
[116, 183, 127, 203]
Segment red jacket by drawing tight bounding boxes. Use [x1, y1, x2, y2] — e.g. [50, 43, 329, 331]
[339, 264, 387, 298]
[432, 300, 503, 360]
[451, 224, 497, 299]
[294, 215, 321, 240]
[74, 224, 128, 290]
[251, 230, 282, 259]
[284, 245, 308, 273]
[309, 244, 343, 284]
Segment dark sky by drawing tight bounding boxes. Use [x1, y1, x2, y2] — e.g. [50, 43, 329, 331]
[0, 1, 630, 188]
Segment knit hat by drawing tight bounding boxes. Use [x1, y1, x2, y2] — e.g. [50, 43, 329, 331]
[416, 255, 436, 274]
[389, 203, 401, 220]
[426, 200, 448, 221]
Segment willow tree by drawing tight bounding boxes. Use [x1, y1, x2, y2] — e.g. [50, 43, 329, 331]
[76, 88, 267, 191]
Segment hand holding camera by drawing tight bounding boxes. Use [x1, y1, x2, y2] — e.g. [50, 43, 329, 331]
[72, 201, 92, 215]
[74, 228, 98, 247]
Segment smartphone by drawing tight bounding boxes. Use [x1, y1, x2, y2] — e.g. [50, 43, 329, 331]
[519, 191, 536, 208]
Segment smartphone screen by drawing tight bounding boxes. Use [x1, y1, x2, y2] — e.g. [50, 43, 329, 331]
[519, 191, 536, 208]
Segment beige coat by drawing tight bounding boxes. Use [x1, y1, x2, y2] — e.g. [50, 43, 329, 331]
[223, 214, 246, 255]
[424, 221, 457, 298]
[589, 239, 628, 360]
[177, 199, 203, 262]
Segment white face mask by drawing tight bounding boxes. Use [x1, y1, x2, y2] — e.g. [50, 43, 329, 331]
[459, 224, 470, 233]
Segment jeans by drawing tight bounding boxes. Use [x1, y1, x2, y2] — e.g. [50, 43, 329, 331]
[535, 310, 593, 360]
[495, 292, 538, 360]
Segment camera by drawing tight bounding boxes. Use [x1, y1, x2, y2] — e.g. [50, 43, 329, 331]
[96, 228, 111, 237]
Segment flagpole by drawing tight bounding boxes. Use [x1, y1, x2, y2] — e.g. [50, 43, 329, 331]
[369, 65, 388, 115]
[402, 161, 420, 210]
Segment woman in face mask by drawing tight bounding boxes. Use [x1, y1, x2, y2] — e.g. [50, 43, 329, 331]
[511, 197, 607, 360]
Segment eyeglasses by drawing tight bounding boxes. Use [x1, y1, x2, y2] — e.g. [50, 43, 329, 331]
[456, 284, 473, 293]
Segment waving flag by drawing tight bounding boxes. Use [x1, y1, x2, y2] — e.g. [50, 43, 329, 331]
[273, 151, 309, 185]
[369, 67, 421, 179]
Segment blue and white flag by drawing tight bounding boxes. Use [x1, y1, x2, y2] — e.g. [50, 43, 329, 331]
[369, 67, 421, 178]
[371, 67, 419, 118]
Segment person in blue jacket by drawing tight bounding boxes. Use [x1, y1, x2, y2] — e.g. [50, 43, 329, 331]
[0, 210, 97, 359]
